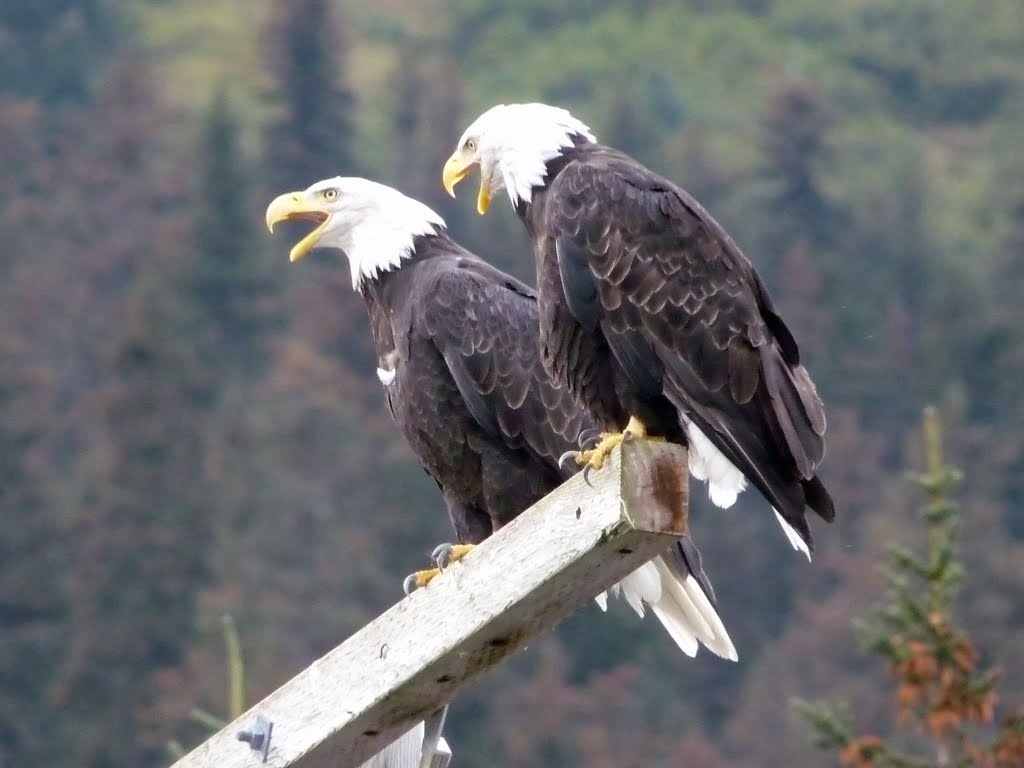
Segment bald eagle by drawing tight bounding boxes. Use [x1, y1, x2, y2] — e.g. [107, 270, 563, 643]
[443, 103, 834, 555]
[265, 177, 737, 660]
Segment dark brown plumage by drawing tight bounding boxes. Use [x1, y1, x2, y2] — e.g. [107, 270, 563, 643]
[516, 140, 834, 548]
[268, 176, 735, 657]
[361, 230, 726, 601]
[360, 232, 583, 543]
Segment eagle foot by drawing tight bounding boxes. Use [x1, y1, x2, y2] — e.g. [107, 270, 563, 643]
[576, 427, 604, 450]
[403, 567, 441, 595]
[402, 543, 477, 595]
[559, 432, 628, 487]
[431, 542, 475, 570]
[560, 417, 655, 486]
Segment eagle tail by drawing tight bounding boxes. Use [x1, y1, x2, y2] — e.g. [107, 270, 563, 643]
[594, 556, 738, 662]
[774, 508, 811, 560]
[661, 341, 832, 548]
[803, 475, 836, 523]
[682, 415, 820, 552]
[761, 348, 826, 480]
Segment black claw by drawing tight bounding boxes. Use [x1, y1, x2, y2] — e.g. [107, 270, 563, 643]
[402, 573, 419, 596]
[431, 542, 455, 570]
[577, 428, 602, 449]
[583, 463, 596, 487]
[558, 450, 581, 470]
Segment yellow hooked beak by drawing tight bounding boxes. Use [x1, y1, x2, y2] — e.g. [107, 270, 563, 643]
[443, 153, 491, 214]
[264, 191, 332, 262]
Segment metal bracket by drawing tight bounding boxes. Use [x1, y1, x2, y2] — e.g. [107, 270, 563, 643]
[237, 714, 274, 763]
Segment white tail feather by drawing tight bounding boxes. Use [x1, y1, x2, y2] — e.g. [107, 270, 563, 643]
[774, 509, 812, 561]
[683, 419, 747, 509]
[619, 561, 662, 617]
[685, 418, 813, 560]
[650, 603, 700, 657]
[656, 560, 737, 661]
[598, 557, 738, 662]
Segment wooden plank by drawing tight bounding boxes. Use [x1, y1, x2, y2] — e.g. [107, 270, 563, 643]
[172, 439, 689, 768]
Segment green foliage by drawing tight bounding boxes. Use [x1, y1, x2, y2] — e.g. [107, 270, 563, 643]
[0, 2, 123, 105]
[797, 408, 1024, 767]
[756, 79, 840, 259]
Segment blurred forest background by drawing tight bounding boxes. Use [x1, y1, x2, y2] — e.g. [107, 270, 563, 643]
[2, 1, 1023, 766]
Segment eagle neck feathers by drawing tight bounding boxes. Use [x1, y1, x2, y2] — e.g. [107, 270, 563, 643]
[346, 209, 445, 291]
[508, 132, 595, 212]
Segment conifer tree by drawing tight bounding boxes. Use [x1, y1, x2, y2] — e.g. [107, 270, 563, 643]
[189, 86, 281, 381]
[262, 0, 357, 191]
[797, 408, 1024, 767]
[39, 53, 214, 767]
[61, 288, 214, 768]
[0, 2, 120, 105]
[757, 79, 840, 274]
[390, 42, 429, 198]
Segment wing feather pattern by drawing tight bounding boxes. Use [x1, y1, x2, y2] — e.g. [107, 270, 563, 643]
[543, 148, 834, 545]
[421, 258, 583, 467]
[416, 248, 735, 658]
[555, 235, 600, 331]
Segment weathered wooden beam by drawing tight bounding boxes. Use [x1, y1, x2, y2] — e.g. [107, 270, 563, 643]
[171, 440, 689, 768]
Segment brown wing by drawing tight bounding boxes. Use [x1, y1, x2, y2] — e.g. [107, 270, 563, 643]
[420, 256, 590, 473]
[411, 245, 721, 597]
[545, 148, 833, 543]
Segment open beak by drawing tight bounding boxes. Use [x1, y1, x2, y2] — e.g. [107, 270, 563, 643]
[265, 192, 331, 262]
[442, 154, 491, 215]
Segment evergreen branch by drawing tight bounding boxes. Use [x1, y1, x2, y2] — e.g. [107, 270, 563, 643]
[799, 407, 1018, 766]
[792, 699, 853, 751]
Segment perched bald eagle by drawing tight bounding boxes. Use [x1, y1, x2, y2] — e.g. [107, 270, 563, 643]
[265, 177, 737, 660]
[443, 103, 834, 554]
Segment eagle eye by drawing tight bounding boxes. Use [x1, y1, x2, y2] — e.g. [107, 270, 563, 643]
[463, 138, 477, 152]
[321, 188, 339, 201]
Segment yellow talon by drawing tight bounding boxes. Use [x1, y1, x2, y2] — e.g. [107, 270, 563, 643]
[435, 542, 475, 568]
[575, 431, 626, 470]
[417, 567, 442, 586]
[575, 416, 653, 471]
[403, 567, 442, 595]
[405, 542, 478, 595]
